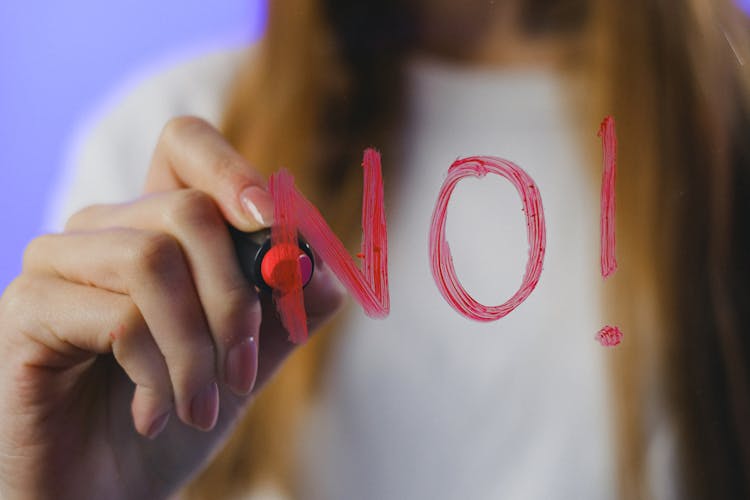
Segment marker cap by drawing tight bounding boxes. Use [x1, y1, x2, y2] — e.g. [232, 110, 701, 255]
[230, 227, 315, 292]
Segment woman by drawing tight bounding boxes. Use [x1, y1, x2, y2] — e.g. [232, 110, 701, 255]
[2, 0, 749, 498]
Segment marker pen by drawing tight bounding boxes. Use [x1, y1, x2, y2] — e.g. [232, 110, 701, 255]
[230, 227, 315, 292]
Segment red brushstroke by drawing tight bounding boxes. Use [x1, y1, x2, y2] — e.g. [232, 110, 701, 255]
[598, 116, 617, 278]
[429, 156, 546, 321]
[268, 170, 308, 343]
[595, 325, 623, 347]
[267, 149, 389, 343]
[292, 148, 389, 317]
[597, 116, 622, 347]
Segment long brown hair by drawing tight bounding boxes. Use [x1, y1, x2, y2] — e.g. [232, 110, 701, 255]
[185, 1, 750, 498]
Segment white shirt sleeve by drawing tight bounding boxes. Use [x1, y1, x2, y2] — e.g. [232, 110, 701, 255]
[42, 48, 248, 232]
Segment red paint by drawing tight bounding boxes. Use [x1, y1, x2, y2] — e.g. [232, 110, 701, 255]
[598, 116, 617, 278]
[595, 325, 623, 347]
[292, 148, 389, 317]
[265, 122, 620, 339]
[108, 324, 125, 343]
[267, 148, 389, 343]
[428, 156, 546, 322]
[597, 116, 623, 347]
[268, 170, 308, 343]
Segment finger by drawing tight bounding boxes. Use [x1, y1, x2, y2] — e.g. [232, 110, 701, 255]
[111, 316, 175, 439]
[23, 230, 219, 431]
[66, 189, 261, 396]
[2, 274, 173, 439]
[145, 116, 273, 232]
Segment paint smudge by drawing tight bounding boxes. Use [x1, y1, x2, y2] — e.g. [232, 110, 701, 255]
[267, 148, 389, 343]
[269, 170, 308, 343]
[595, 325, 623, 347]
[428, 156, 546, 321]
[598, 116, 617, 278]
[108, 324, 126, 343]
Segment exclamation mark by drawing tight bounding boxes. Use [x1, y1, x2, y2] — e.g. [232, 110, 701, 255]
[595, 116, 623, 347]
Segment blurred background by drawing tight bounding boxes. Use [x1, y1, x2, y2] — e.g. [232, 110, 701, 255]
[0, 0, 266, 290]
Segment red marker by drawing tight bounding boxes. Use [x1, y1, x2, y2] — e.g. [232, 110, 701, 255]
[230, 227, 315, 293]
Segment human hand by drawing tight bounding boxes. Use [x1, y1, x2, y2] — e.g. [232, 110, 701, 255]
[0, 117, 343, 499]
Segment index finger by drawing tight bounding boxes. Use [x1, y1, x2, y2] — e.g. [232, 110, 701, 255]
[144, 116, 274, 232]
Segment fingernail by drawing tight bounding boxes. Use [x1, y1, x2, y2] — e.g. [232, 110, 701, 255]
[190, 381, 219, 431]
[146, 411, 170, 440]
[240, 186, 274, 227]
[225, 337, 258, 395]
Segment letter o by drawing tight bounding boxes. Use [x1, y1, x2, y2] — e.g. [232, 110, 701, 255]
[428, 156, 547, 322]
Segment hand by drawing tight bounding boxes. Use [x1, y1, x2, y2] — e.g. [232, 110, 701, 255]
[0, 117, 344, 499]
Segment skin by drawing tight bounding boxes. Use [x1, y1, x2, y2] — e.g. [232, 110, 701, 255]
[0, 116, 344, 499]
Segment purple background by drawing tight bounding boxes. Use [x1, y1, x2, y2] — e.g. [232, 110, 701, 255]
[0, 1, 266, 290]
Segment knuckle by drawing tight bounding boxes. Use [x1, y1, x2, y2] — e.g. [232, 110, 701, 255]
[165, 189, 222, 229]
[0, 276, 38, 328]
[119, 301, 146, 336]
[21, 235, 52, 271]
[209, 154, 245, 183]
[64, 204, 106, 231]
[132, 232, 184, 277]
[161, 116, 210, 145]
